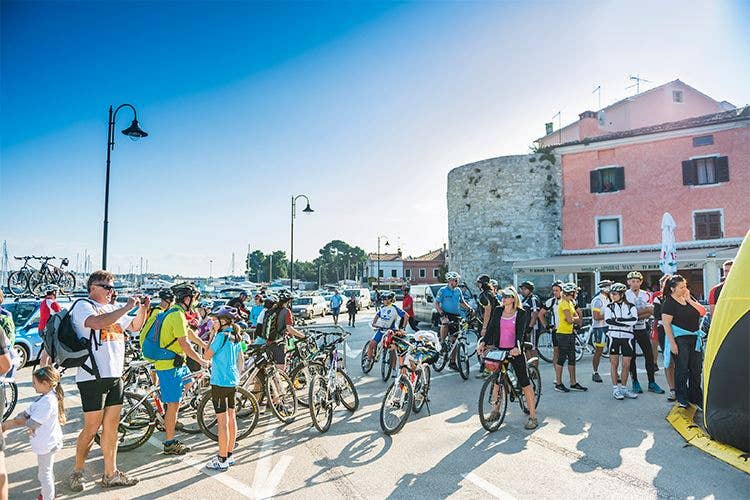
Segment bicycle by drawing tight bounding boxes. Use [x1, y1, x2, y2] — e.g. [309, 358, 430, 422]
[239, 340, 298, 424]
[360, 333, 396, 382]
[432, 320, 471, 380]
[287, 333, 327, 408]
[379, 334, 438, 435]
[478, 346, 542, 432]
[195, 385, 260, 442]
[308, 332, 358, 433]
[460, 311, 481, 360]
[537, 326, 611, 363]
[1, 380, 18, 422]
[28, 256, 76, 296]
[7, 256, 38, 296]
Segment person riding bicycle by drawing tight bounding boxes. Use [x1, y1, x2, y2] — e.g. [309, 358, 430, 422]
[478, 286, 538, 430]
[227, 291, 250, 321]
[435, 272, 471, 368]
[366, 291, 407, 364]
[590, 280, 612, 383]
[156, 282, 209, 456]
[518, 281, 542, 367]
[203, 306, 243, 471]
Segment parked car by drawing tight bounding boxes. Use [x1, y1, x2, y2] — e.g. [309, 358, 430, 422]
[291, 296, 328, 319]
[410, 283, 446, 327]
[342, 288, 372, 310]
[2, 299, 47, 368]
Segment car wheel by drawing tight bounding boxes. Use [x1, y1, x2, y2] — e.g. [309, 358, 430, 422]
[13, 344, 28, 369]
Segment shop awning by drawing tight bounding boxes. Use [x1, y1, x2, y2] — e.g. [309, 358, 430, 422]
[513, 246, 738, 274]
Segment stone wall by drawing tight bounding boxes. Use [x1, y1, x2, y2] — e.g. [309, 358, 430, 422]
[446, 153, 562, 286]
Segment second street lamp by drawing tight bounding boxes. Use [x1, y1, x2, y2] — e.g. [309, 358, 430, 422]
[290, 194, 313, 291]
[376, 235, 390, 290]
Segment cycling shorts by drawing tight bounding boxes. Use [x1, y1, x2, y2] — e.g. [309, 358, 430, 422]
[485, 349, 531, 388]
[211, 385, 236, 414]
[551, 330, 559, 347]
[373, 329, 387, 343]
[555, 333, 576, 366]
[442, 313, 462, 334]
[591, 327, 609, 348]
[609, 337, 634, 357]
[156, 366, 190, 404]
[77, 377, 124, 413]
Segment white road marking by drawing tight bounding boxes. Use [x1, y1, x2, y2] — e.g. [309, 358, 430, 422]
[346, 348, 362, 359]
[462, 472, 516, 499]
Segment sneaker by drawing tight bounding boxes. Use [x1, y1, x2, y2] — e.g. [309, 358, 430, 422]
[623, 389, 638, 399]
[524, 417, 538, 430]
[68, 470, 84, 492]
[678, 402, 689, 409]
[667, 389, 677, 402]
[613, 387, 624, 400]
[205, 456, 229, 471]
[632, 381, 643, 394]
[102, 470, 139, 488]
[570, 383, 588, 392]
[163, 440, 191, 455]
[592, 372, 602, 383]
[554, 383, 570, 393]
[227, 455, 236, 466]
[648, 382, 665, 394]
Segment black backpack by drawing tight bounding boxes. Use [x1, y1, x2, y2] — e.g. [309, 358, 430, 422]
[41, 299, 101, 378]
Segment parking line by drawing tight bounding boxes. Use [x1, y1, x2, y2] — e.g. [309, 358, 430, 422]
[462, 472, 516, 499]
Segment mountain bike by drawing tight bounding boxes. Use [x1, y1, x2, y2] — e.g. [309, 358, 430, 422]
[195, 386, 260, 442]
[1, 381, 18, 421]
[239, 340, 297, 424]
[28, 256, 76, 295]
[287, 334, 326, 408]
[379, 334, 437, 435]
[537, 326, 611, 363]
[461, 311, 481, 360]
[7, 256, 38, 296]
[478, 347, 542, 432]
[360, 333, 396, 381]
[308, 333, 358, 433]
[432, 322, 471, 380]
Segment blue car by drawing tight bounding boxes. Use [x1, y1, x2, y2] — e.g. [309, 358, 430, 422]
[2, 299, 50, 368]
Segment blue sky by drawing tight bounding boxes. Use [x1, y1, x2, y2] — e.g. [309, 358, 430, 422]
[2, 0, 749, 276]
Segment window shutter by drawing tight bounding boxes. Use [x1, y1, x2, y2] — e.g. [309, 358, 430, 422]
[590, 170, 601, 193]
[682, 160, 697, 185]
[715, 156, 729, 182]
[708, 212, 723, 238]
[614, 166, 625, 191]
[694, 213, 708, 239]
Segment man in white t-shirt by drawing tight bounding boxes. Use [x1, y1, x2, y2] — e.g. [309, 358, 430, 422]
[625, 271, 663, 395]
[68, 270, 149, 492]
[590, 280, 612, 383]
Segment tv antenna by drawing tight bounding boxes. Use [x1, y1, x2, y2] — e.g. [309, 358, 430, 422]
[592, 85, 602, 109]
[626, 75, 651, 95]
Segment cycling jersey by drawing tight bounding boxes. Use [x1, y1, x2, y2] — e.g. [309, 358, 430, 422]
[478, 290, 498, 318]
[625, 289, 650, 330]
[435, 286, 464, 315]
[590, 293, 609, 328]
[521, 293, 541, 330]
[39, 298, 62, 333]
[373, 304, 406, 331]
[542, 297, 559, 329]
[556, 299, 576, 334]
[604, 301, 637, 339]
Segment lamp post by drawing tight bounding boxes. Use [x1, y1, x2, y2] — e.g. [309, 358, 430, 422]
[290, 195, 314, 291]
[102, 104, 148, 270]
[376, 235, 390, 290]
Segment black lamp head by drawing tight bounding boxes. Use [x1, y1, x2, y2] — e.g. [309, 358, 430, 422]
[302, 202, 314, 213]
[121, 119, 148, 141]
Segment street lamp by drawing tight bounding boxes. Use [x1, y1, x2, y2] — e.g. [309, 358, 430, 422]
[102, 104, 148, 270]
[376, 235, 390, 290]
[290, 194, 313, 291]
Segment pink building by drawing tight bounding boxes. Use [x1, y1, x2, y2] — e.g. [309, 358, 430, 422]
[403, 247, 446, 284]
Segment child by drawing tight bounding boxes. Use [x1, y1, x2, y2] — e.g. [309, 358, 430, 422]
[204, 306, 244, 471]
[2, 366, 65, 499]
[604, 283, 639, 400]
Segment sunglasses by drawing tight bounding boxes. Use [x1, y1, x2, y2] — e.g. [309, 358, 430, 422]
[95, 283, 116, 291]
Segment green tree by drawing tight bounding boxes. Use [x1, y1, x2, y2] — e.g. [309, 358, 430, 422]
[246, 250, 265, 281]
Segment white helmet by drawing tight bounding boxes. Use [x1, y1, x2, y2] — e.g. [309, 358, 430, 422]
[445, 271, 460, 281]
[561, 282, 577, 294]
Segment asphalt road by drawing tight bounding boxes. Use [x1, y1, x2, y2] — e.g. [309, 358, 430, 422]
[5, 309, 749, 499]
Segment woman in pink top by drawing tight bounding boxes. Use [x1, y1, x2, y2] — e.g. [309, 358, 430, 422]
[478, 287, 538, 430]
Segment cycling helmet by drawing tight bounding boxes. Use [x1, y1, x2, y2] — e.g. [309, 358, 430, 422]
[264, 294, 278, 308]
[519, 281, 535, 291]
[277, 289, 293, 302]
[597, 279, 613, 291]
[561, 282, 577, 294]
[445, 271, 460, 281]
[551, 280, 564, 289]
[213, 305, 240, 321]
[197, 299, 213, 309]
[627, 271, 644, 280]
[171, 282, 200, 299]
[609, 282, 627, 293]
[489, 278, 498, 288]
[158, 288, 175, 301]
[43, 285, 59, 295]
[61, 258, 69, 266]
[499, 287, 516, 298]
[476, 274, 490, 285]
[382, 291, 396, 301]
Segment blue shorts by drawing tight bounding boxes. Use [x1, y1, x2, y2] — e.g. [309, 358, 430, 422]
[331, 307, 341, 315]
[372, 329, 386, 343]
[157, 366, 190, 404]
[591, 327, 609, 348]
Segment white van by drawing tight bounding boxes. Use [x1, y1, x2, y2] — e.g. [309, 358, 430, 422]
[342, 288, 372, 310]
[409, 283, 446, 327]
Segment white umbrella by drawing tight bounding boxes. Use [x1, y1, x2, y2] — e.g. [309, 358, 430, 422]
[659, 212, 678, 275]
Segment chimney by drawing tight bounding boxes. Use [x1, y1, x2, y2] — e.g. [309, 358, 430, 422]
[578, 110, 600, 140]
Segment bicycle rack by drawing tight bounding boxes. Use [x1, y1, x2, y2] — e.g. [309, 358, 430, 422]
[298, 324, 349, 370]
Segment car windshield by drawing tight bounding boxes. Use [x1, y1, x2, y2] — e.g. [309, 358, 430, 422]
[343, 290, 360, 298]
[293, 298, 312, 305]
[2, 302, 38, 326]
[429, 285, 443, 297]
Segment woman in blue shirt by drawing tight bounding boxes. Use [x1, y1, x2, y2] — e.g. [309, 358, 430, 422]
[204, 306, 244, 471]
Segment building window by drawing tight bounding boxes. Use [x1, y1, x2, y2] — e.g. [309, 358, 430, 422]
[590, 166, 625, 193]
[692, 135, 714, 147]
[419, 269, 426, 278]
[682, 156, 729, 186]
[378, 269, 384, 278]
[694, 211, 723, 240]
[673, 90, 683, 103]
[433, 268, 439, 278]
[391, 269, 397, 278]
[405, 269, 411, 279]
[597, 218, 621, 245]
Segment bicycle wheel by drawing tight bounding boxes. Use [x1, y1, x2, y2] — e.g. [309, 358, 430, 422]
[465, 329, 480, 358]
[478, 373, 507, 432]
[360, 341, 374, 374]
[526, 364, 542, 409]
[381, 349, 395, 382]
[95, 391, 156, 452]
[1, 382, 18, 421]
[289, 361, 324, 408]
[379, 375, 413, 435]
[308, 375, 333, 433]
[7, 271, 29, 296]
[197, 387, 259, 442]
[536, 331, 554, 363]
[58, 272, 76, 294]
[335, 369, 358, 412]
[265, 370, 297, 424]
[433, 343, 448, 372]
[457, 342, 470, 380]
[28, 271, 47, 296]
[412, 365, 430, 414]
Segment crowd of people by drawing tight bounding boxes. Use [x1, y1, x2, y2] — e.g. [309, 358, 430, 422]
[0, 259, 733, 499]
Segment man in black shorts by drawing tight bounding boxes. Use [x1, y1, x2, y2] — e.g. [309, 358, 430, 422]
[519, 281, 542, 365]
